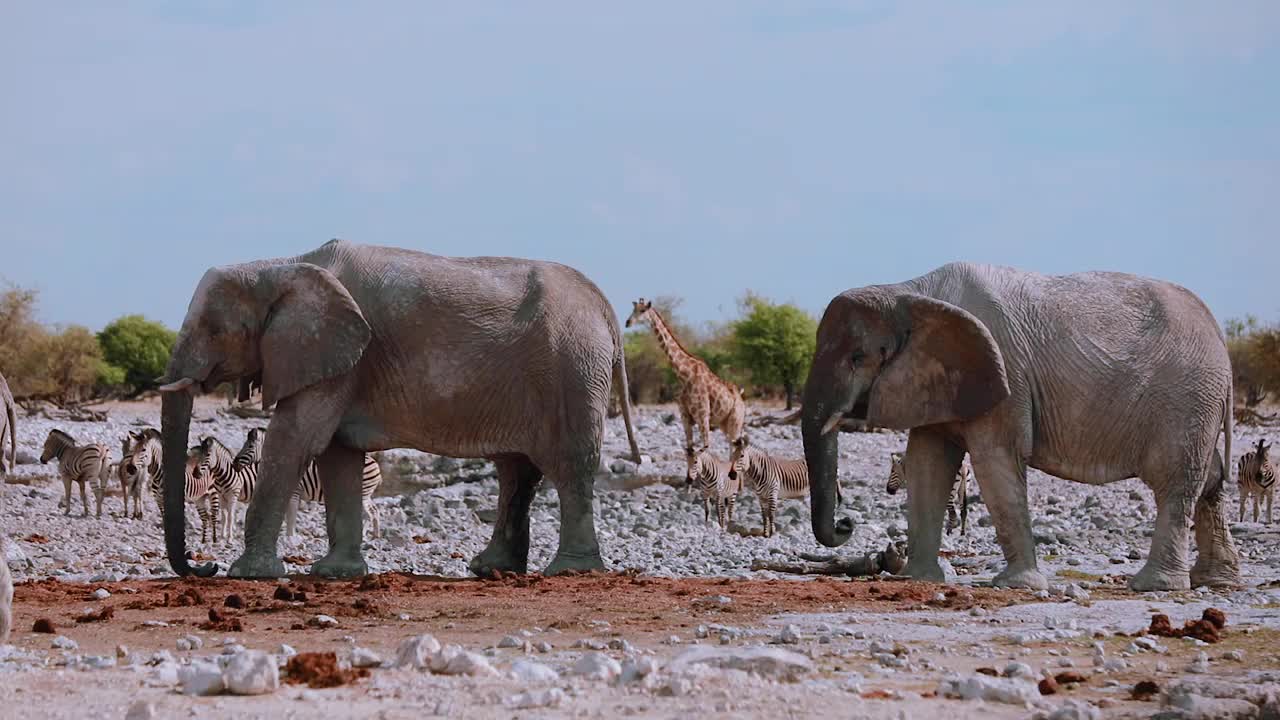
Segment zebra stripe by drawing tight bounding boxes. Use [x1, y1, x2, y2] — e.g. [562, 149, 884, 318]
[1238, 438, 1275, 525]
[41, 429, 110, 518]
[285, 453, 384, 539]
[733, 445, 828, 538]
[686, 447, 739, 529]
[115, 435, 146, 520]
[127, 429, 220, 544]
[196, 429, 265, 540]
[885, 452, 971, 536]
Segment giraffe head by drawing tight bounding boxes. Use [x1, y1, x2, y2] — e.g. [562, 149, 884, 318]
[624, 298, 654, 329]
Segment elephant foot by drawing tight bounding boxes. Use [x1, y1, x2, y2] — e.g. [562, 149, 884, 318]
[311, 552, 369, 579]
[1128, 562, 1191, 592]
[901, 556, 946, 583]
[992, 565, 1048, 590]
[1189, 557, 1241, 589]
[543, 549, 605, 576]
[228, 551, 287, 579]
[469, 544, 528, 578]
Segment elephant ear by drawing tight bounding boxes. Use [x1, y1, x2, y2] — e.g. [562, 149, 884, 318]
[867, 294, 1010, 429]
[257, 263, 371, 408]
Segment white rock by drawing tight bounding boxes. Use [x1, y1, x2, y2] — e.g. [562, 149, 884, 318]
[310, 614, 338, 628]
[510, 659, 559, 683]
[125, 701, 156, 720]
[776, 624, 801, 644]
[1045, 700, 1102, 720]
[1003, 661, 1036, 680]
[1187, 651, 1210, 674]
[394, 634, 442, 669]
[92, 588, 110, 600]
[350, 647, 382, 668]
[620, 656, 660, 684]
[570, 652, 622, 681]
[506, 688, 567, 709]
[430, 645, 499, 677]
[276, 644, 297, 658]
[223, 650, 279, 695]
[179, 660, 226, 696]
[177, 634, 203, 651]
[668, 646, 813, 681]
[497, 635, 525, 649]
[938, 674, 1040, 705]
[51, 636, 78, 650]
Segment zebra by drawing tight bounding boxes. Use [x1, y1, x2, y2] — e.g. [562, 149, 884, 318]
[1238, 438, 1275, 524]
[195, 429, 265, 541]
[729, 438, 836, 538]
[885, 451, 971, 536]
[40, 429, 110, 518]
[286, 453, 384, 540]
[685, 445, 740, 529]
[127, 428, 221, 544]
[115, 435, 147, 520]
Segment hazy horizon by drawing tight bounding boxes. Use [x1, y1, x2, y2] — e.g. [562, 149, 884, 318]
[3, 2, 1278, 331]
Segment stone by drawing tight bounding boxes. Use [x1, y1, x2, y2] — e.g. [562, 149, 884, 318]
[1187, 651, 1209, 674]
[1003, 662, 1036, 680]
[223, 650, 279, 695]
[570, 652, 622, 681]
[506, 688, 567, 709]
[430, 645, 499, 677]
[534, 641, 552, 654]
[395, 634, 442, 669]
[276, 644, 297, 658]
[776, 624, 801, 644]
[177, 634, 203, 651]
[51, 636, 78, 650]
[350, 647, 382, 669]
[510, 659, 559, 683]
[179, 660, 226, 696]
[92, 588, 110, 600]
[497, 635, 525, 649]
[1045, 700, 1102, 720]
[668, 646, 813, 681]
[124, 701, 156, 720]
[620, 657, 660, 684]
[938, 674, 1041, 705]
[308, 614, 338, 628]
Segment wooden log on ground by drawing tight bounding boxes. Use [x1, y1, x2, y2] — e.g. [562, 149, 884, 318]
[750, 542, 907, 577]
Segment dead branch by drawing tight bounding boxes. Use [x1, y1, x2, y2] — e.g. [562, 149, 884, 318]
[220, 404, 273, 420]
[750, 542, 907, 577]
[1235, 406, 1280, 427]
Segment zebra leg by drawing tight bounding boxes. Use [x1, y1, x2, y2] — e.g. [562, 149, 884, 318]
[1190, 446, 1241, 588]
[310, 444, 370, 579]
[470, 455, 542, 577]
[1240, 491, 1247, 523]
[365, 503, 380, 539]
[1254, 494, 1261, 524]
[1268, 490, 1274, 525]
[79, 479, 90, 518]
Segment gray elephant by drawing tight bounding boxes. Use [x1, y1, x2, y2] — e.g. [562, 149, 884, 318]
[157, 238, 641, 579]
[0, 371, 15, 486]
[801, 262, 1239, 592]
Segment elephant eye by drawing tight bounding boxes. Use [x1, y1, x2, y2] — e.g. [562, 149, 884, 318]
[850, 351, 866, 365]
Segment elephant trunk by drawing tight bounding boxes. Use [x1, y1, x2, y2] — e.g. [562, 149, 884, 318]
[160, 388, 217, 577]
[802, 374, 853, 548]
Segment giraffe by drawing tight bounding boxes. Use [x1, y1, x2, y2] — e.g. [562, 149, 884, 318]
[625, 298, 746, 455]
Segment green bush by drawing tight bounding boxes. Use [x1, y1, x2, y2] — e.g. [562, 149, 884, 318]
[97, 314, 177, 392]
[730, 293, 817, 409]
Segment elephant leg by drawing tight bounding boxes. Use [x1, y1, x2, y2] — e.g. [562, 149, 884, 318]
[1190, 448, 1242, 588]
[901, 429, 966, 584]
[1132, 456, 1205, 591]
[470, 455, 542, 577]
[285, 496, 298, 540]
[311, 444, 368, 579]
[231, 380, 351, 579]
[542, 452, 605, 576]
[967, 448, 1045, 589]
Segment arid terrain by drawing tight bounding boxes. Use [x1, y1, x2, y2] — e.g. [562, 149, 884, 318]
[3, 399, 1280, 719]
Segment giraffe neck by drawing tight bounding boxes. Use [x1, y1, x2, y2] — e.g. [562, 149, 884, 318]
[645, 310, 699, 383]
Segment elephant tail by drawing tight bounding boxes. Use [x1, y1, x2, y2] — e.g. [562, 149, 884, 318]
[4, 396, 14, 476]
[1222, 392, 1232, 492]
[613, 334, 642, 465]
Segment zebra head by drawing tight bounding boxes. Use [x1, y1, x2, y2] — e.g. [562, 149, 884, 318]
[683, 445, 698, 486]
[624, 298, 654, 329]
[1258, 438, 1272, 462]
[40, 429, 76, 463]
[728, 434, 751, 481]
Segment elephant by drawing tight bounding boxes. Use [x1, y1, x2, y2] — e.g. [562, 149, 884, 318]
[801, 262, 1240, 592]
[0, 371, 15, 487]
[156, 238, 641, 579]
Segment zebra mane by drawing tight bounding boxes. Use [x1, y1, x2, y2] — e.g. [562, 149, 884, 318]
[49, 428, 76, 444]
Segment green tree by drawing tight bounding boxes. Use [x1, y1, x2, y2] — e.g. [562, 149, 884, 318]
[731, 293, 818, 409]
[97, 314, 177, 393]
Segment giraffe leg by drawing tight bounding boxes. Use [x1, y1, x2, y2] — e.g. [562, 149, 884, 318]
[698, 394, 712, 452]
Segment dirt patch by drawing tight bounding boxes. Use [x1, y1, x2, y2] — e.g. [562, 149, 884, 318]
[24, 534, 50, 544]
[1132, 680, 1160, 701]
[284, 652, 368, 688]
[199, 608, 244, 632]
[224, 593, 247, 609]
[32, 618, 56, 633]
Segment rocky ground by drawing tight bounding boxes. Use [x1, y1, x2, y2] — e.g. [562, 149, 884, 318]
[2, 398, 1280, 719]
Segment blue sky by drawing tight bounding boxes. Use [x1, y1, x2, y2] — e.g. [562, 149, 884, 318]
[3, 2, 1277, 331]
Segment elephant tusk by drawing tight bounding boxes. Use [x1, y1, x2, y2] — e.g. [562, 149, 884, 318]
[158, 377, 197, 394]
[821, 413, 843, 436]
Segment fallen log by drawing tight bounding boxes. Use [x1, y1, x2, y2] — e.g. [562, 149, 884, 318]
[750, 542, 907, 577]
[221, 404, 273, 420]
